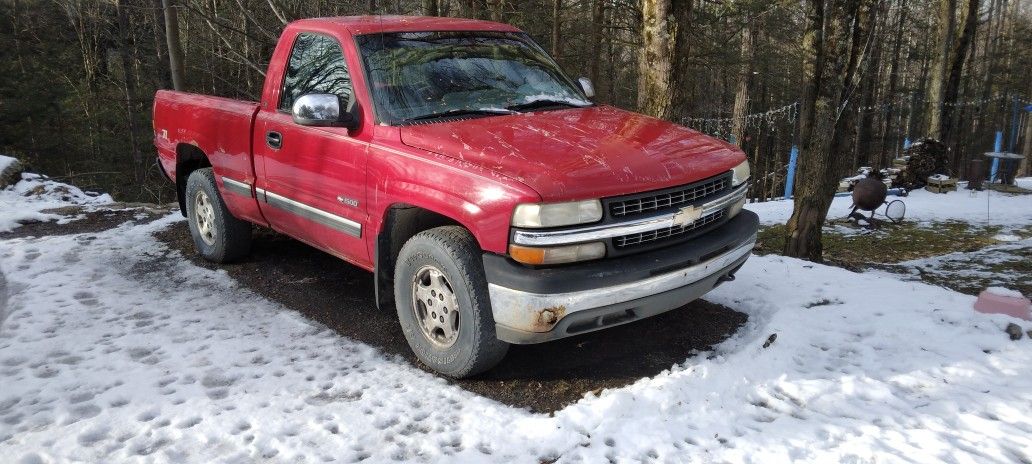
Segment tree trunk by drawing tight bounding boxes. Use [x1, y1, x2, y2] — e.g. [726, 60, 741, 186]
[731, 19, 755, 146]
[163, 0, 186, 91]
[588, 0, 604, 87]
[151, 0, 172, 89]
[487, 0, 505, 21]
[668, 0, 693, 120]
[460, 0, 490, 20]
[925, 0, 956, 138]
[938, 0, 979, 144]
[879, 0, 907, 166]
[638, 0, 692, 120]
[854, 1, 883, 169]
[551, 0, 562, 58]
[116, 0, 144, 183]
[784, 0, 875, 262]
[422, 0, 438, 16]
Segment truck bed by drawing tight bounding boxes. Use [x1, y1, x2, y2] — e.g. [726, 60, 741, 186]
[153, 90, 259, 185]
[153, 90, 264, 225]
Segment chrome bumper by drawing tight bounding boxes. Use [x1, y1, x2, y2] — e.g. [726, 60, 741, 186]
[488, 236, 756, 336]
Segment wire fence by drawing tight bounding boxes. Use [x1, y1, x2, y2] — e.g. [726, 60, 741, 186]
[682, 94, 1030, 202]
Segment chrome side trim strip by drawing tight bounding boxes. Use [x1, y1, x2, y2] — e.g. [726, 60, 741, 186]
[512, 183, 749, 246]
[262, 190, 362, 238]
[221, 177, 253, 198]
[489, 237, 755, 332]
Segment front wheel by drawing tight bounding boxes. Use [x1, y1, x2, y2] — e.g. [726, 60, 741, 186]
[394, 226, 508, 378]
[185, 168, 252, 263]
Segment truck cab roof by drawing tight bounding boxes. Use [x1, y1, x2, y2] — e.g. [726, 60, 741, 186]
[290, 15, 522, 36]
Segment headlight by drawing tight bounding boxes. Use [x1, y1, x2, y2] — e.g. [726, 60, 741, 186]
[509, 242, 606, 265]
[731, 160, 750, 186]
[511, 199, 603, 228]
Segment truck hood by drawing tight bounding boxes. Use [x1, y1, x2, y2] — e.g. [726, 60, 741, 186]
[398, 105, 746, 201]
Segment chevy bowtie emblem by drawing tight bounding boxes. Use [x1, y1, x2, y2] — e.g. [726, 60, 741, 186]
[672, 205, 702, 227]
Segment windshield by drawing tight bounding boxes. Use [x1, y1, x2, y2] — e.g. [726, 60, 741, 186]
[355, 31, 590, 124]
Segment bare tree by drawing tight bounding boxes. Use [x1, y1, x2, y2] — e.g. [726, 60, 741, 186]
[939, 0, 980, 143]
[925, 0, 957, 138]
[422, 0, 438, 16]
[163, 0, 186, 91]
[784, 0, 877, 261]
[731, 18, 756, 146]
[638, 0, 692, 120]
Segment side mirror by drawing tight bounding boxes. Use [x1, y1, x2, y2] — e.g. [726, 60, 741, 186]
[577, 77, 595, 99]
[292, 93, 360, 130]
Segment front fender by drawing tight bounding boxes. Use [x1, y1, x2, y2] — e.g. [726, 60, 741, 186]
[365, 143, 541, 254]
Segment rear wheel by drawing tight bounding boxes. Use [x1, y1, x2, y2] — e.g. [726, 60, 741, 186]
[394, 226, 508, 378]
[185, 168, 252, 263]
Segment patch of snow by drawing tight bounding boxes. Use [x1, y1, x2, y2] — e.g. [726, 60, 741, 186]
[748, 177, 1032, 227]
[0, 173, 112, 232]
[994, 234, 1022, 242]
[0, 155, 17, 174]
[880, 237, 1032, 295]
[1, 179, 1031, 462]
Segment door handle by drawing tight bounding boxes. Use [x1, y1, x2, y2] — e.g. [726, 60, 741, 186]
[266, 131, 282, 149]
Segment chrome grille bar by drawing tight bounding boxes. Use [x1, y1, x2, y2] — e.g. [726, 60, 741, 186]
[512, 183, 747, 247]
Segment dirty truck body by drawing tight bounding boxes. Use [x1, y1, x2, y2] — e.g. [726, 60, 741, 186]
[153, 16, 758, 377]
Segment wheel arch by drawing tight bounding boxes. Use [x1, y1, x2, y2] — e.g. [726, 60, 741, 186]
[374, 203, 468, 311]
[174, 144, 212, 216]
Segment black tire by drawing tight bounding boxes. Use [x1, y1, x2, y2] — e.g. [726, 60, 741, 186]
[394, 226, 509, 378]
[184, 168, 252, 263]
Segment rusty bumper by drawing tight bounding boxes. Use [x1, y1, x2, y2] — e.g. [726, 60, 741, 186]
[484, 210, 758, 344]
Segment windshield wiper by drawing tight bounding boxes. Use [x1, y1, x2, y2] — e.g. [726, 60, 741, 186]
[405, 108, 516, 122]
[506, 99, 591, 112]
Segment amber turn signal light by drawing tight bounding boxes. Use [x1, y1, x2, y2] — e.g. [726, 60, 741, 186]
[508, 242, 605, 265]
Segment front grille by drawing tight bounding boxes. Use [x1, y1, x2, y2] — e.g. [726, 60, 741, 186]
[609, 175, 729, 218]
[614, 210, 726, 248]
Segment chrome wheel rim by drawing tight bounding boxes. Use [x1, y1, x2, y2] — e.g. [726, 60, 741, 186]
[411, 265, 460, 348]
[194, 190, 217, 246]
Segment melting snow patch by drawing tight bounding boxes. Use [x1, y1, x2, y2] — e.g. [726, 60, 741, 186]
[0, 173, 112, 232]
[748, 177, 1032, 227]
[994, 234, 1022, 242]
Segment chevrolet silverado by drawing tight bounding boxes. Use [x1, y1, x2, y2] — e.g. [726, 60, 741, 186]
[153, 16, 758, 378]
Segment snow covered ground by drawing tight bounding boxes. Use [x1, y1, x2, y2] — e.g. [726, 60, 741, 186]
[876, 236, 1032, 296]
[0, 173, 112, 232]
[1, 175, 1031, 463]
[748, 177, 1032, 230]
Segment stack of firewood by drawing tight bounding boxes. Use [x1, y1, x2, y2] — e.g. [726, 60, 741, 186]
[894, 138, 951, 189]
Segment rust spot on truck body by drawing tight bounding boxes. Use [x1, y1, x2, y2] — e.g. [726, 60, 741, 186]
[532, 305, 566, 331]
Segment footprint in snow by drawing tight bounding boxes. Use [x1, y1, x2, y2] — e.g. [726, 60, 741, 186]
[77, 425, 110, 447]
[176, 416, 202, 428]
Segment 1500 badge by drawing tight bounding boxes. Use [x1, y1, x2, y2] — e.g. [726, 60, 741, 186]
[337, 196, 359, 208]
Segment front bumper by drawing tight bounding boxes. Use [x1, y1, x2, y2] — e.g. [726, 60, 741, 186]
[483, 210, 758, 344]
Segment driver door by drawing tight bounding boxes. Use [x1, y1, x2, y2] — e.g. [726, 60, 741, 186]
[252, 31, 369, 265]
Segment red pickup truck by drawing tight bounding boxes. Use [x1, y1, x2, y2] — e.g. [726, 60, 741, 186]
[153, 16, 757, 378]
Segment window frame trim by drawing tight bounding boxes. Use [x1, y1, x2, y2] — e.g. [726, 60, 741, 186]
[277, 31, 353, 115]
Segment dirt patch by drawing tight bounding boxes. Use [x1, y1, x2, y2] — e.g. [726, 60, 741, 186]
[755, 221, 1006, 266]
[0, 206, 168, 240]
[154, 224, 747, 412]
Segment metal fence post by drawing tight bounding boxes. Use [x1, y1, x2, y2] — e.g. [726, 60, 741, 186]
[784, 145, 799, 199]
[1010, 96, 1020, 152]
[990, 131, 1003, 182]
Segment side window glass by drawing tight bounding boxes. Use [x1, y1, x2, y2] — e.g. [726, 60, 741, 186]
[279, 33, 353, 112]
